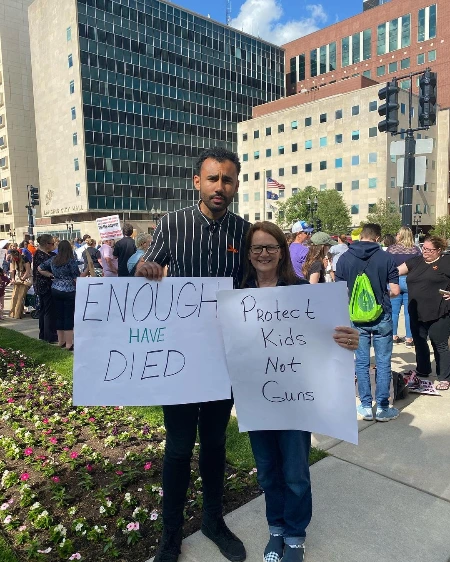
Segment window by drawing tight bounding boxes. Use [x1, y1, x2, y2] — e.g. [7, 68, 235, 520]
[305, 117, 312, 127]
[388, 61, 398, 73]
[320, 184, 327, 191]
[267, 212, 273, 220]
[266, 170, 272, 178]
[279, 190, 285, 198]
[352, 130, 360, 141]
[352, 180, 359, 190]
[292, 165, 298, 174]
[415, 203, 421, 213]
[335, 158, 343, 168]
[352, 155, 360, 166]
[377, 23, 386, 55]
[400, 79, 411, 90]
[319, 136, 327, 147]
[417, 53, 425, 65]
[320, 113, 327, 123]
[376, 65, 386, 77]
[291, 120, 298, 130]
[73, 132, 78, 146]
[424, 204, 429, 214]
[352, 105, 359, 116]
[1, 178, 7, 188]
[278, 124, 284, 133]
[278, 146, 285, 155]
[418, 5, 436, 42]
[369, 152, 377, 163]
[292, 143, 298, 152]
[335, 134, 343, 144]
[243, 174, 248, 182]
[351, 205, 359, 214]
[255, 172, 260, 180]
[401, 14, 411, 47]
[368, 203, 376, 212]
[255, 212, 261, 221]
[401, 103, 406, 114]
[254, 151, 260, 160]
[255, 192, 260, 201]
[335, 182, 343, 191]
[320, 161, 327, 170]
[428, 50, 436, 62]
[265, 149, 271, 157]
[390, 177, 396, 188]
[68, 54, 73, 68]
[401, 57, 410, 70]
[292, 188, 298, 195]
[305, 140, 312, 150]
[254, 130, 259, 139]
[74, 158, 79, 171]
[369, 177, 377, 188]
[266, 127, 272, 136]
[243, 214, 250, 222]
[305, 163, 312, 173]
[369, 101, 377, 112]
[69, 80, 75, 94]
[242, 193, 249, 202]
[279, 168, 284, 176]
[389, 17, 398, 52]
[369, 127, 378, 138]
[243, 154, 248, 162]
[71, 107, 76, 120]
[363, 70, 371, 78]
[67, 27, 72, 41]
[335, 109, 343, 119]
[243, 133, 248, 141]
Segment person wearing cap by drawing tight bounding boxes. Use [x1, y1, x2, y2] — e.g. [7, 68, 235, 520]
[302, 232, 336, 283]
[289, 221, 313, 278]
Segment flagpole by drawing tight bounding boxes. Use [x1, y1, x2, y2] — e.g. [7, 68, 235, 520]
[262, 169, 266, 222]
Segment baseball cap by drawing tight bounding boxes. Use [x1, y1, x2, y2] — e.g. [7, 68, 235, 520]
[310, 232, 337, 246]
[292, 220, 314, 234]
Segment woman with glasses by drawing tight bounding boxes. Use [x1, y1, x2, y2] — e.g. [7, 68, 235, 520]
[398, 235, 450, 390]
[33, 234, 57, 343]
[242, 221, 359, 562]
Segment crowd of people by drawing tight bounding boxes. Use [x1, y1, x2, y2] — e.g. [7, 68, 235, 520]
[1, 146, 449, 562]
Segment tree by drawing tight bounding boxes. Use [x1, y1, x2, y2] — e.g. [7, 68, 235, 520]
[430, 216, 450, 241]
[364, 199, 402, 236]
[276, 186, 351, 234]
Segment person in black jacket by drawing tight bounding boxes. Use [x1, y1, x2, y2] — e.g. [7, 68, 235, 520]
[33, 234, 57, 342]
[113, 223, 136, 277]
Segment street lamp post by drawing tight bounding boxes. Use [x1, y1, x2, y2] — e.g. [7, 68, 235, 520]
[306, 196, 318, 229]
[8, 229, 15, 243]
[413, 213, 422, 241]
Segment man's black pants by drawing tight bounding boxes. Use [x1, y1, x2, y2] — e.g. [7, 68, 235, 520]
[38, 290, 56, 343]
[162, 399, 233, 529]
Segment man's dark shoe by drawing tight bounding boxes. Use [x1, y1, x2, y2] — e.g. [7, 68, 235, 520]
[201, 517, 246, 561]
[153, 526, 183, 562]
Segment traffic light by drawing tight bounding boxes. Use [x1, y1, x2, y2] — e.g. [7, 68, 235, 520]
[418, 70, 437, 128]
[378, 81, 399, 133]
[29, 185, 39, 207]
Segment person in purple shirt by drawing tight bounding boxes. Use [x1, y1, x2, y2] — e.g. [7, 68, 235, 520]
[289, 221, 313, 278]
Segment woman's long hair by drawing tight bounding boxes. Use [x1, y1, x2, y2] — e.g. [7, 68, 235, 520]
[241, 222, 298, 287]
[53, 240, 74, 267]
[396, 226, 415, 248]
[302, 245, 326, 278]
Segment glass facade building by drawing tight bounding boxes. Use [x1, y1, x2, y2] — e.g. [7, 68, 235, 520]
[76, 0, 284, 214]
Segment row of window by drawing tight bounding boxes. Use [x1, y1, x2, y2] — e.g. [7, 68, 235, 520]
[376, 50, 436, 77]
[242, 167, 379, 182]
[244, 151, 379, 166]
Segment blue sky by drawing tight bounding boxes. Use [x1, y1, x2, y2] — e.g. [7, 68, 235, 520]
[170, 0, 364, 44]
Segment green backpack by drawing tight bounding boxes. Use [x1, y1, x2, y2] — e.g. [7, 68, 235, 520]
[349, 256, 383, 323]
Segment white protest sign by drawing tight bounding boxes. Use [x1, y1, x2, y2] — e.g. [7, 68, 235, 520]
[217, 282, 358, 444]
[73, 277, 233, 406]
[95, 215, 123, 241]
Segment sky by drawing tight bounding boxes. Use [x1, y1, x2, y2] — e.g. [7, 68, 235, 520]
[170, 0, 364, 45]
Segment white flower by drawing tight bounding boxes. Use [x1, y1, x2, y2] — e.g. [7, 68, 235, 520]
[68, 507, 77, 516]
[4, 515, 12, 524]
[99, 506, 106, 514]
[75, 523, 83, 532]
[37, 547, 52, 554]
[150, 511, 158, 521]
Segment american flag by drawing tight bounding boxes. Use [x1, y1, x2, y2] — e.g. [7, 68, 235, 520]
[267, 177, 285, 189]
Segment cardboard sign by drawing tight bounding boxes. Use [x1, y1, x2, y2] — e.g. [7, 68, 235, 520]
[73, 277, 233, 406]
[96, 215, 123, 241]
[217, 283, 358, 444]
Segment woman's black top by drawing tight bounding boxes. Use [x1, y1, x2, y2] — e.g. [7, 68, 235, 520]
[407, 255, 450, 322]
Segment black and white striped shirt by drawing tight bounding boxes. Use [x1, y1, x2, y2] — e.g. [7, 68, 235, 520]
[143, 202, 251, 288]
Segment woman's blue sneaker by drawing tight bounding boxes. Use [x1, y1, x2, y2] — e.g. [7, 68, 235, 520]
[356, 404, 373, 421]
[375, 407, 400, 422]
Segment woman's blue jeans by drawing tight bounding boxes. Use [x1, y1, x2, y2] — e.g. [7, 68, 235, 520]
[391, 276, 411, 339]
[248, 429, 312, 543]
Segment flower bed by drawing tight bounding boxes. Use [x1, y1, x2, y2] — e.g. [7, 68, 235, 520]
[0, 348, 260, 561]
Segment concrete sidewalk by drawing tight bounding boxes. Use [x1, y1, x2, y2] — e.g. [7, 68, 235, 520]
[2, 290, 449, 562]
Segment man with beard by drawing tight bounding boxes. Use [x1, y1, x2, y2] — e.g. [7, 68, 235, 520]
[137, 147, 249, 562]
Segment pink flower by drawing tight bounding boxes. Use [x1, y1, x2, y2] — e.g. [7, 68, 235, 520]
[159, 490, 164, 497]
[0, 503, 9, 511]
[49, 437, 57, 444]
[150, 511, 158, 520]
[63, 447, 69, 451]
[116, 471, 123, 476]
[86, 464, 93, 472]
[42, 418, 49, 424]
[144, 462, 152, 471]
[20, 473, 30, 481]
[43, 429, 52, 435]
[4, 515, 12, 524]
[51, 476, 60, 483]
[37, 547, 52, 554]
[62, 418, 69, 423]
[19, 362, 24, 367]
[24, 448, 33, 456]
[18, 525, 26, 532]
[70, 452, 78, 459]
[88, 417, 95, 422]
[69, 555, 81, 561]
[126, 522, 139, 531]
[7, 398, 14, 403]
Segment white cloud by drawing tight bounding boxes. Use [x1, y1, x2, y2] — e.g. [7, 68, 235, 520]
[229, 1, 327, 45]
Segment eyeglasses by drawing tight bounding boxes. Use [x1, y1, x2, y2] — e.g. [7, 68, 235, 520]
[422, 247, 438, 253]
[250, 245, 280, 255]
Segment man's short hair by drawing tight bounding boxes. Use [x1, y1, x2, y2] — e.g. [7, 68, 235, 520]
[194, 147, 241, 177]
[361, 223, 382, 241]
[82, 234, 91, 241]
[122, 223, 134, 237]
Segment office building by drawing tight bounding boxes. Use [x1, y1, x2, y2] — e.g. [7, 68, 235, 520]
[0, 0, 40, 240]
[28, 0, 284, 237]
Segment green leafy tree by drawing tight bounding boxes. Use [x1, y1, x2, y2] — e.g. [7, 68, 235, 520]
[364, 199, 402, 237]
[276, 186, 351, 234]
[430, 216, 450, 241]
